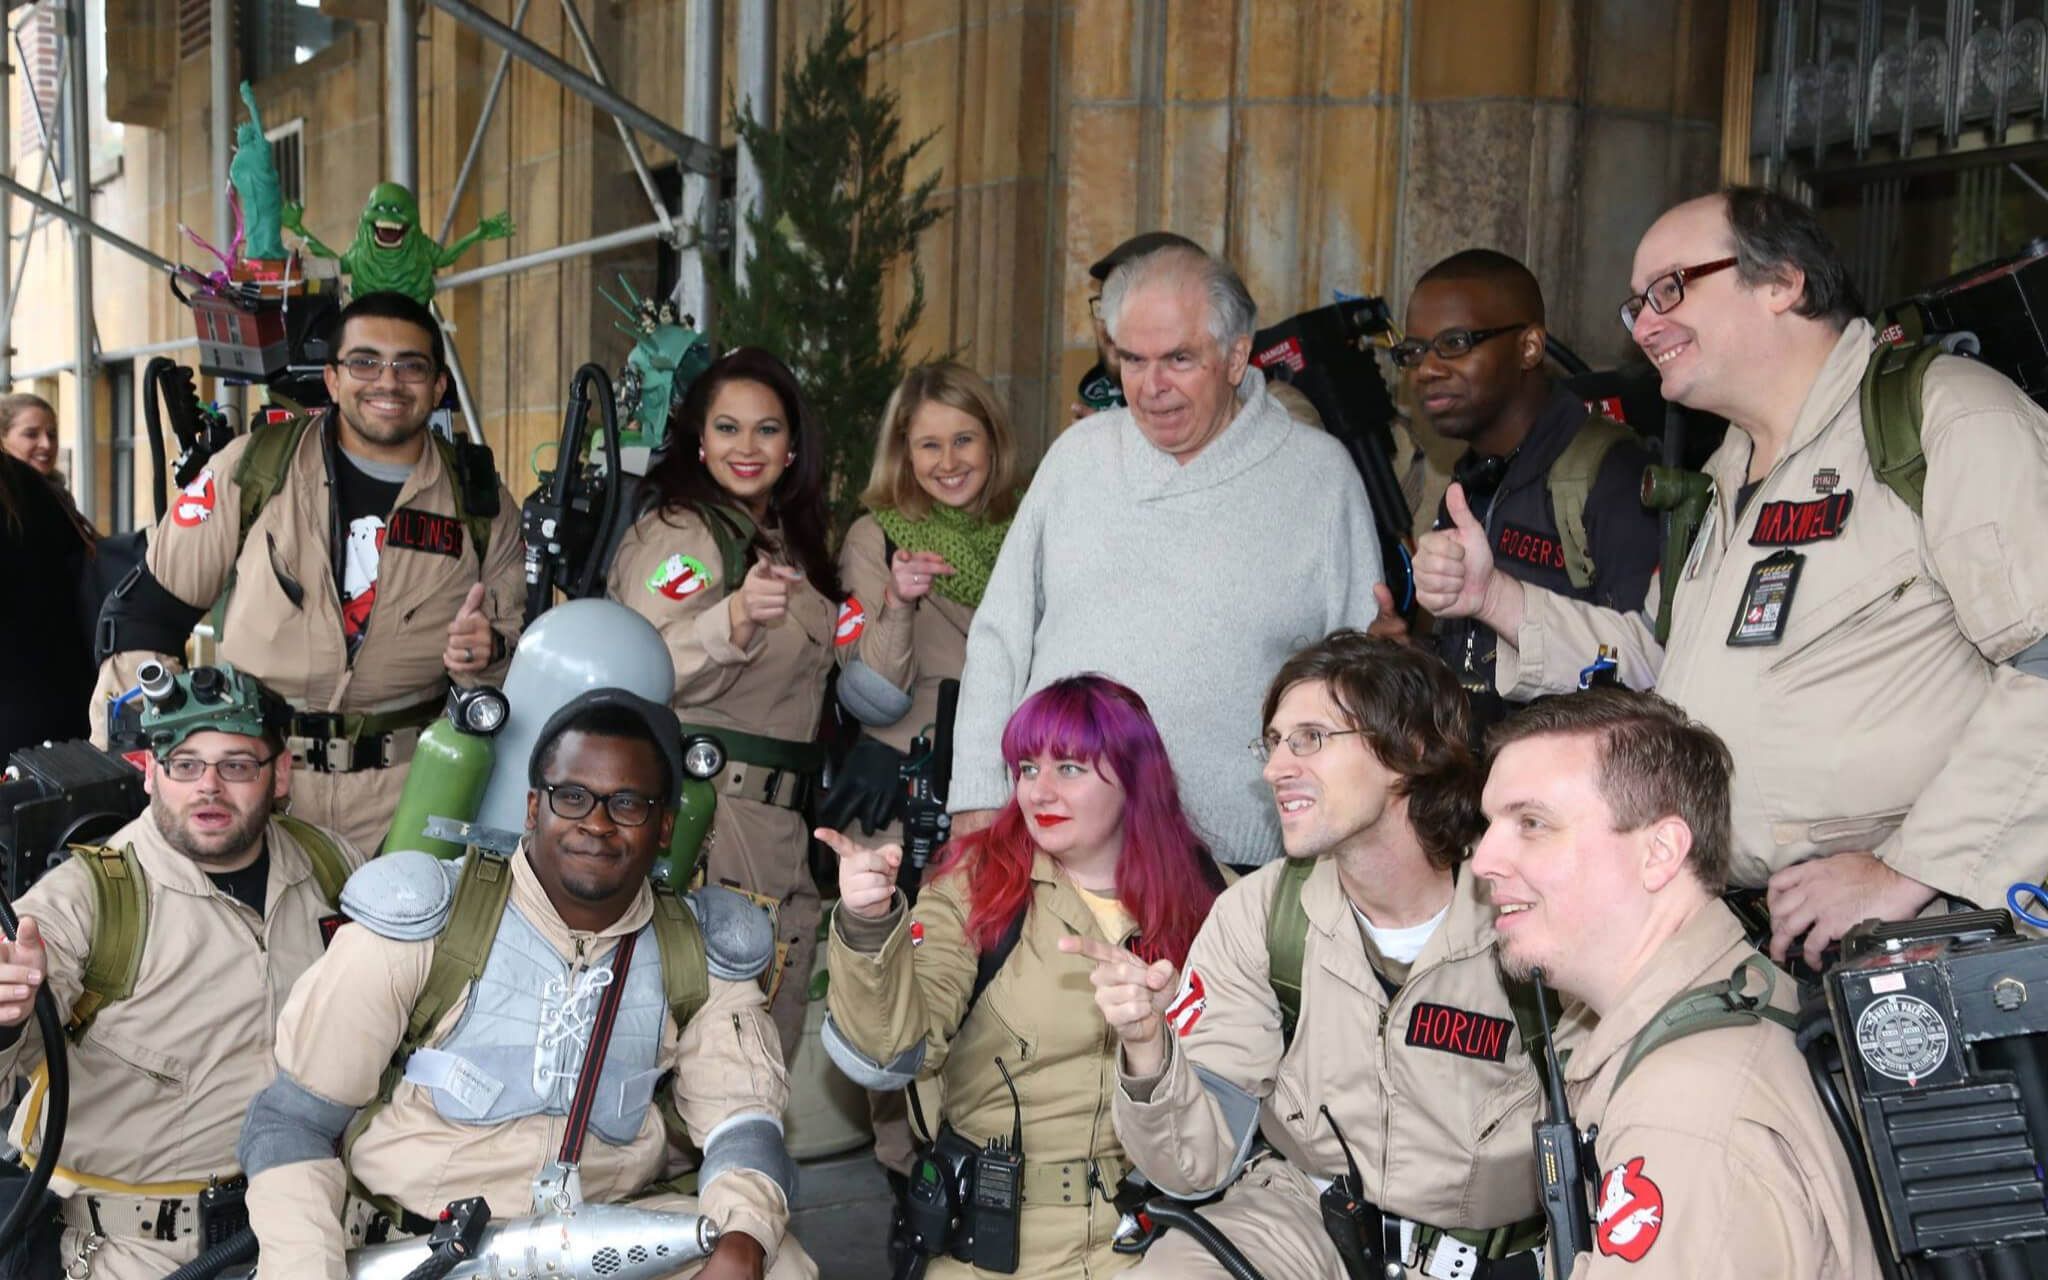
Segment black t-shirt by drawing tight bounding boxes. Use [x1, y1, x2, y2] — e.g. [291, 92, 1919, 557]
[207, 847, 271, 917]
[333, 450, 410, 653]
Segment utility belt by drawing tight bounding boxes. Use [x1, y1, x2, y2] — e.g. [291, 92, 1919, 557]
[1312, 1155, 1545, 1280]
[55, 1173, 248, 1246]
[288, 695, 443, 774]
[681, 722, 825, 811]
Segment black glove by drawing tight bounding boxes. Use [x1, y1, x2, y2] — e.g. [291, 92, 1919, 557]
[818, 736, 908, 836]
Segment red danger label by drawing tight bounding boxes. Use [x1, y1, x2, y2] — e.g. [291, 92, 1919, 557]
[1253, 336, 1306, 373]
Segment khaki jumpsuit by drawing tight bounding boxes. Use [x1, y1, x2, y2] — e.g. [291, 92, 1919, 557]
[834, 512, 978, 1173]
[1498, 321, 2048, 911]
[609, 504, 835, 1058]
[1117, 860, 1561, 1279]
[88, 415, 525, 852]
[0, 811, 366, 1280]
[1563, 903, 1882, 1279]
[245, 850, 816, 1280]
[826, 853, 1143, 1279]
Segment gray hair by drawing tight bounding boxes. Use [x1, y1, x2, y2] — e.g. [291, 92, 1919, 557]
[1102, 246, 1259, 353]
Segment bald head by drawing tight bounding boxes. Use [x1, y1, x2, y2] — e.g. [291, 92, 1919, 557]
[1415, 249, 1547, 326]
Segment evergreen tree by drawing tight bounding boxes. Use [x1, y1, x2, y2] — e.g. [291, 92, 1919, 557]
[711, 2, 945, 530]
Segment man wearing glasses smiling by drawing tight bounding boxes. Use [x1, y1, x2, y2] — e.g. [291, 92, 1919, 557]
[0, 664, 364, 1279]
[1416, 187, 2048, 972]
[91, 291, 525, 853]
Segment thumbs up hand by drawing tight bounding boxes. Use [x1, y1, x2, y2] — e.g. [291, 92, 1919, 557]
[1413, 483, 1501, 620]
[443, 583, 495, 675]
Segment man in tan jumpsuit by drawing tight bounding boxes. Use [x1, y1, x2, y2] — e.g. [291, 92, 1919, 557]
[0, 664, 366, 1279]
[91, 290, 525, 852]
[1076, 632, 1554, 1279]
[1415, 188, 2048, 970]
[1474, 689, 1881, 1278]
[239, 689, 813, 1280]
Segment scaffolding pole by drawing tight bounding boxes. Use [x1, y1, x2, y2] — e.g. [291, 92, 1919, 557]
[0, 173, 178, 275]
[437, 219, 670, 291]
[559, 0, 671, 235]
[436, 0, 533, 244]
[733, 0, 772, 286]
[673, 0, 720, 328]
[1, 44, 12, 387]
[212, 0, 243, 430]
[424, 0, 722, 176]
[389, 0, 418, 192]
[64, 0, 91, 515]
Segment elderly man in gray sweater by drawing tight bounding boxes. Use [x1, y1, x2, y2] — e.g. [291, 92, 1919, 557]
[948, 245, 1385, 866]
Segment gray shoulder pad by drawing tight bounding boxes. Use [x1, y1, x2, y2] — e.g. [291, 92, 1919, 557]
[338, 850, 461, 941]
[837, 658, 914, 727]
[686, 885, 776, 981]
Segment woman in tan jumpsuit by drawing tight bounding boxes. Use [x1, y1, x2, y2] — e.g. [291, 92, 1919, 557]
[820, 676, 1227, 1278]
[609, 346, 842, 1059]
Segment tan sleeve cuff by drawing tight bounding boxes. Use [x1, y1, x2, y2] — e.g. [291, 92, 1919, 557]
[249, 1158, 350, 1280]
[701, 1169, 792, 1267]
[1117, 1034, 1175, 1104]
[832, 896, 906, 955]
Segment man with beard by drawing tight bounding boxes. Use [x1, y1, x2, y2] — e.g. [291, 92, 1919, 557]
[241, 690, 814, 1280]
[0, 663, 364, 1279]
[1473, 688, 1879, 1278]
[1403, 250, 1658, 734]
[90, 290, 525, 851]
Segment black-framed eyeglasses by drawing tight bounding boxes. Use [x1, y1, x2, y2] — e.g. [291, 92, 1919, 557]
[542, 783, 657, 827]
[1388, 325, 1528, 370]
[160, 753, 278, 783]
[1618, 257, 1738, 333]
[1087, 295, 1104, 318]
[1249, 728, 1366, 763]
[332, 354, 438, 384]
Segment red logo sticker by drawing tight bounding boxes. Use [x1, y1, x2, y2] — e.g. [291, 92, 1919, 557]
[1595, 1157, 1664, 1262]
[836, 596, 866, 646]
[1166, 968, 1207, 1037]
[172, 469, 217, 527]
[908, 921, 925, 948]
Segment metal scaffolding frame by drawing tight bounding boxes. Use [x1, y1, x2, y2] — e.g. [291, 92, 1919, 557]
[7, 0, 740, 524]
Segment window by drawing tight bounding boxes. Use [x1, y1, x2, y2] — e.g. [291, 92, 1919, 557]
[267, 115, 305, 206]
[238, 0, 348, 85]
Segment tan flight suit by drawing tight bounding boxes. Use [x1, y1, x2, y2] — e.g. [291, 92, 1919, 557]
[835, 513, 977, 1174]
[246, 849, 815, 1280]
[0, 810, 365, 1280]
[827, 852, 1141, 1279]
[610, 505, 835, 1059]
[1498, 320, 2048, 912]
[88, 413, 525, 852]
[1117, 860, 1558, 1279]
[1565, 902, 1881, 1278]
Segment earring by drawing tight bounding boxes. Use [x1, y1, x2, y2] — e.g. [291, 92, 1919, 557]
[786, 452, 796, 465]
[698, 447, 706, 462]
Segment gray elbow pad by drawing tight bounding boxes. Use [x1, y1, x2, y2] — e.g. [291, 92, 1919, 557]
[1183, 1065, 1263, 1197]
[837, 659, 914, 727]
[699, 1112, 798, 1202]
[820, 1013, 925, 1090]
[2010, 634, 2048, 680]
[238, 1071, 358, 1179]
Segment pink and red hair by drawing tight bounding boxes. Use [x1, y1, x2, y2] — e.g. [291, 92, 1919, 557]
[933, 675, 1222, 968]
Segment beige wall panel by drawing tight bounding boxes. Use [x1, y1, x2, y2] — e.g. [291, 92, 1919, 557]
[1411, 0, 1539, 101]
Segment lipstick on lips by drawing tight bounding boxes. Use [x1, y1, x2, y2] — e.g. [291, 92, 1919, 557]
[1032, 813, 1070, 828]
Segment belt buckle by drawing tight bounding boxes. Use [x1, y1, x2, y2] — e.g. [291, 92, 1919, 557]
[1422, 1233, 1482, 1280]
[761, 767, 784, 806]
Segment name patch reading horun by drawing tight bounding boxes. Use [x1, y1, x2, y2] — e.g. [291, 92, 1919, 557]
[1405, 1002, 1514, 1062]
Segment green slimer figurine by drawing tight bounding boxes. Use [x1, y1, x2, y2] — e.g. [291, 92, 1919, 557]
[282, 182, 513, 305]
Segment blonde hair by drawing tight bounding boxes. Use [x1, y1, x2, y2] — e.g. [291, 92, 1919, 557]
[0, 393, 55, 440]
[858, 362, 1021, 520]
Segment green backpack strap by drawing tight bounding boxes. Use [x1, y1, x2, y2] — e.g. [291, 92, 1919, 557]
[209, 414, 317, 638]
[274, 814, 351, 907]
[1547, 414, 1637, 591]
[427, 433, 498, 562]
[65, 844, 149, 1044]
[700, 503, 759, 597]
[1859, 340, 1939, 517]
[1615, 954, 1797, 1089]
[1265, 857, 1316, 1048]
[650, 889, 710, 1030]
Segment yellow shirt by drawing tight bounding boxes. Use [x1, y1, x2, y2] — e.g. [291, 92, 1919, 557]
[1071, 883, 1137, 943]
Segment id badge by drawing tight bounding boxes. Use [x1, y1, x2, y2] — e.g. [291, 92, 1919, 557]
[1728, 550, 1802, 646]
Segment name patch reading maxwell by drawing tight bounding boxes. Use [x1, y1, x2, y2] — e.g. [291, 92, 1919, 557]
[1749, 492, 1852, 546]
[385, 509, 466, 558]
[1405, 1002, 1514, 1062]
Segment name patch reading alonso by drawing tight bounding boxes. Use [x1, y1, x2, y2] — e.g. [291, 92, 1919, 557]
[1749, 492, 1852, 546]
[385, 509, 466, 558]
[1496, 523, 1567, 572]
[1405, 1002, 1514, 1062]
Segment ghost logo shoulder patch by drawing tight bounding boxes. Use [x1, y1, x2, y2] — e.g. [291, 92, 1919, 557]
[173, 469, 218, 527]
[1404, 1002, 1515, 1062]
[836, 596, 866, 646]
[1166, 968, 1207, 1037]
[1595, 1157, 1665, 1262]
[648, 553, 713, 601]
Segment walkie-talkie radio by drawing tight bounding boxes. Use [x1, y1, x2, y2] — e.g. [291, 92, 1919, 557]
[967, 1057, 1025, 1271]
[1531, 968, 1593, 1279]
[1315, 1104, 1378, 1280]
[892, 1053, 1027, 1276]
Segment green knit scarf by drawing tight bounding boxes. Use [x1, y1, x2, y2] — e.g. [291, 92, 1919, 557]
[873, 500, 1012, 609]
